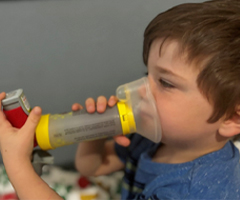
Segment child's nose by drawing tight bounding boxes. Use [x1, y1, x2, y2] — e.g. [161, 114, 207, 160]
[137, 76, 155, 101]
[148, 77, 158, 98]
[137, 84, 147, 100]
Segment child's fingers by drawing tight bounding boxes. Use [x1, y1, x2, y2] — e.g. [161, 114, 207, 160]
[96, 96, 107, 113]
[113, 135, 131, 147]
[85, 98, 96, 113]
[85, 95, 117, 114]
[0, 110, 10, 127]
[0, 92, 6, 101]
[21, 107, 42, 135]
[108, 96, 118, 107]
[72, 103, 83, 111]
[0, 92, 9, 126]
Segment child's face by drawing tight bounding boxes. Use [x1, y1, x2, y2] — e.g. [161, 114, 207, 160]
[147, 39, 223, 147]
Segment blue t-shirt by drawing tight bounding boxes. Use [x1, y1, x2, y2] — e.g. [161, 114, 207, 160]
[115, 134, 240, 200]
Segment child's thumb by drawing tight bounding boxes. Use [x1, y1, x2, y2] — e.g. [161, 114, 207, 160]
[22, 107, 42, 134]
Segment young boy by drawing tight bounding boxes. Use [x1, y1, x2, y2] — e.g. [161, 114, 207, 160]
[0, 0, 240, 199]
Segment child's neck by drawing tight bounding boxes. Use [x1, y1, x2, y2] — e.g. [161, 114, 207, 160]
[152, 141, 227, 164]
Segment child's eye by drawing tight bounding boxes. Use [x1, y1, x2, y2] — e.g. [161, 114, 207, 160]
[159, 79, 175, 88]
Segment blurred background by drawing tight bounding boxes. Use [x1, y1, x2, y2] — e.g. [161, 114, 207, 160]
[0, 0, 203, 167]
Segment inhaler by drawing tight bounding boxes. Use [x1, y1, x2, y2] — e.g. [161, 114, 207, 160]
[2, 89, 38, 147]
[2, 77, 161, 150]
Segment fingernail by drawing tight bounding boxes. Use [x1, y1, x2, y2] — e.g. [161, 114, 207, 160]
[98, 105, 104, 111]
[88, 105, 95, 112]
[33, 107, 41, 115]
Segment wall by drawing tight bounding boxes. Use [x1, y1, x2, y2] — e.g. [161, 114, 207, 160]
[0, 0, 203, 167]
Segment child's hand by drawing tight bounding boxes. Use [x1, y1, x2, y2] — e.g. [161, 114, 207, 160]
[0, 92, 63, 200]
[72, 95, 130, 147]
[0, 92, 42, 167]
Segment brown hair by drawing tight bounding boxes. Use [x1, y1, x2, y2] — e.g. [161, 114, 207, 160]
[143, 0, 240, 123]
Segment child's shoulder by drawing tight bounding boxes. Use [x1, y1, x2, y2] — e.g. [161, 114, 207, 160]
[189, 159, 240, 199]
[185, 141, 240, 198]
[142, 141, 240, 199]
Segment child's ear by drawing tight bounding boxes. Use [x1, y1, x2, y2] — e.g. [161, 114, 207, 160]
[219, 109, 240, 138]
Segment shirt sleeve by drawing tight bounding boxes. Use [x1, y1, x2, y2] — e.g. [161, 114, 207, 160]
[114, 134, 154, 164]
[114, 139, 129, 164]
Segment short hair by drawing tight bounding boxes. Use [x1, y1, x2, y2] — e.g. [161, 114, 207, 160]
[143, 0, 240, 123]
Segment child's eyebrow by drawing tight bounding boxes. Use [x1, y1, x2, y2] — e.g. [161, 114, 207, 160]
[157, 66, 186, 81]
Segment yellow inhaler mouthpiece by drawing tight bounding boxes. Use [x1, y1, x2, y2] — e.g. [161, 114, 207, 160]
[117, 102, 136, 135]
[36, 114, 53, 150]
